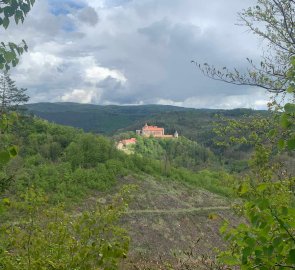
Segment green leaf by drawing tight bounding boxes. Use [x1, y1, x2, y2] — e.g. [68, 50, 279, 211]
[239, 182, 250, 195]
[280, 113, 291, 129]
[258, 198, 270, 210]
[220, 222, 229, 234]
[0, 151, 10, 166]
[220, 254, 239, 265]
[20, 3, 30, 14]
[242, 247, 252, 264]
[288, 249, 295, 264]
[2, 198, 10, 206]
[12, 58, 19, 67]
[0, 55, 5, 64]
[268, 129, 276, 138]
[287, 137, 295, 150]
[257, 183, 268, 192]
[263, 246, 274, 257]
[287, 85, 295, 93]
[272, 237, 282, 248]
[281, 206, 288, 215]
[278, 139, 285, 150]
[2, 17, 9, 29]
[245, 237, 256, 248]
[14, 10, 24, 24]
[3, 51, 15, 63]
[8, 146, 18, 157]
[284, 103, 295, 114]
[3, 6, 15, 18]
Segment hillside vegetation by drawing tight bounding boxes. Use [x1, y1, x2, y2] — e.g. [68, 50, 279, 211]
[0, 115, 237, 269]
[25, 103, 268, 141]
[25, 103, 192, 134]
[25, 103, 272, 173]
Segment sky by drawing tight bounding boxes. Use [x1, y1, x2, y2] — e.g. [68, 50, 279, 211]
[4, 0, 272, 109]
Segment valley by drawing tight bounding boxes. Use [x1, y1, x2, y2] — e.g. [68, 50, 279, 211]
[1, 0, 294, 268]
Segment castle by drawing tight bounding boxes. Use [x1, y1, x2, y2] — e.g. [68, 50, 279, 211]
[136, 123, 178, 138]
[117, 124, 178, 151]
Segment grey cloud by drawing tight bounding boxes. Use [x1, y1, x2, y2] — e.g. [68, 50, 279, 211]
[7, 0, 269, 109]
[138, 19, 172, 44]
[77, 6, 99, 26]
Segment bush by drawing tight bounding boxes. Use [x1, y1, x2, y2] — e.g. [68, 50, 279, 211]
[0, 188, 130, 270]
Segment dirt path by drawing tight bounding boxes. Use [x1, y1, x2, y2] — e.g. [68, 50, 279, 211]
[127, 205, 230, 215]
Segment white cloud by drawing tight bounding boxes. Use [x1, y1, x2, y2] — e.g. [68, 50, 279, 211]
[156, 89, 271, 110]
[60, 88, 102, 103]
[6, 0, 273, 109]
[85, 65, 127, 84]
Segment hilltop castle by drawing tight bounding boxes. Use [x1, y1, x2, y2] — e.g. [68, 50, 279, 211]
[117, 124, 178, 151]
[136, 123, 178, 138]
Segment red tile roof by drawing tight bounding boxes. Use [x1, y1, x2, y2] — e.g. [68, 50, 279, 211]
[142, 125, 164, 131]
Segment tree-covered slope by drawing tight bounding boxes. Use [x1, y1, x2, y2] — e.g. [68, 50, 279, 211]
[0, 115, 237, 269]
[25, 103, 193, 134]
[120, 109, 269, 147]
[25, 103, 268, 143]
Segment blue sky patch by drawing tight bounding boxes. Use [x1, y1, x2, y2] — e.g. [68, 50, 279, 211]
[48, 0, 85, 16]
[62, 21, 76, 32]
[105, 0, 132, 8]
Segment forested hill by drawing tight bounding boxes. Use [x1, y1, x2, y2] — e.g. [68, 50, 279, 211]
[25, 103, 268, 139]
[25, 102, 193, 134]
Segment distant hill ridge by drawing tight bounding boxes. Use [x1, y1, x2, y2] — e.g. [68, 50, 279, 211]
[25, 102, 268, 138]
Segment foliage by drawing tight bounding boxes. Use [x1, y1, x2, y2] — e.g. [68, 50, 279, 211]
[0, 0, 34, 192]
[0, 187, 131, 270]
[214, 96, 295, 269]
[25, 102, 268, 147]
[65, 133, 114, 169]
[0, 112, 245, 270]
[134, 135, 216, 171]
[278, 56, 295, 150]
[0, 71, 29, 113]
[218, 152, 295, 269]
[0, 115, 235, 202]
[0, 112, 19, 192]
[25, 103, 190, 135]
[0, 0, 35, 71]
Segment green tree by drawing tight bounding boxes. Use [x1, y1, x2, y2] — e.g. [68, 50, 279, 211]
[0, 0, 35, 191]
[0, 71, 29, 113]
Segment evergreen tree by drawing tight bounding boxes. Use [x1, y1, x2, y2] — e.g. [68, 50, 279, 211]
[0, 71, 29, 113]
